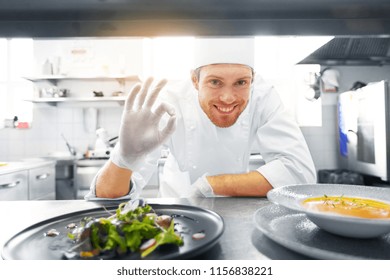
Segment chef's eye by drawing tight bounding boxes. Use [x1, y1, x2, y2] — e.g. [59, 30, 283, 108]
[236, 80, 249, 86]
[209, 79, 222, 87]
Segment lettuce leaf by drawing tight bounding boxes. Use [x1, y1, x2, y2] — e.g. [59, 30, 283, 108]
[141, 220, 184, 258]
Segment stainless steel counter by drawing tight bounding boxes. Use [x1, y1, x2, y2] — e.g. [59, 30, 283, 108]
[0, 197, 309, 260]
[0, 160, 56, 176]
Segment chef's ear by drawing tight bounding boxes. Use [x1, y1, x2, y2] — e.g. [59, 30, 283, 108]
[190, 69, 199, 90]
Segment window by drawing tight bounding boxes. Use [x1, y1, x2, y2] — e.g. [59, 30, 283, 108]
[0, 38, 34, 126]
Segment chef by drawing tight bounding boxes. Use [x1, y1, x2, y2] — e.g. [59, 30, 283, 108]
[86, 37, 316, 200]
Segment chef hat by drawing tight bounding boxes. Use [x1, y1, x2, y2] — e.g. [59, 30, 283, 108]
[193, 37, 255, 69]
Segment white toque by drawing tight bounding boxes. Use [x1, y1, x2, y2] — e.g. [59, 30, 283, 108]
[193, 37, 255, 69]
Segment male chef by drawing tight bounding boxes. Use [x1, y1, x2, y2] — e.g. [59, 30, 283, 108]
[86, 38, 316, 199]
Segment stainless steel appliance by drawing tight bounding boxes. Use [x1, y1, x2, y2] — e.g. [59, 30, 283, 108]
[338, 80, 390, 182]
[74, 158, 107, 199]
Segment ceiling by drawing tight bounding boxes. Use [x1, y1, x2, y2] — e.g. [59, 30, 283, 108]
[0, 0, 390, 37]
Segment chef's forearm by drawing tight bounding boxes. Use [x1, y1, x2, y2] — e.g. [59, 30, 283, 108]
[207, 170, 272, 197]
[95, 160, 133, 198]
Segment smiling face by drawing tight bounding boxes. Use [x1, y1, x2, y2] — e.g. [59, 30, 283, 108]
[191, 64, 253, 128]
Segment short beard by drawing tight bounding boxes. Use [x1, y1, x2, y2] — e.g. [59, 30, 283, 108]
[203, 107, 242, 128]
[210, 117, 238, 128]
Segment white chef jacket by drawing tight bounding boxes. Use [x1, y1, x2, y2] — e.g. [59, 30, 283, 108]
[85, 76, 316, 200]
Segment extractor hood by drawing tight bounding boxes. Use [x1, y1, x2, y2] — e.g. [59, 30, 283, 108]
[298, 37, 390, 66]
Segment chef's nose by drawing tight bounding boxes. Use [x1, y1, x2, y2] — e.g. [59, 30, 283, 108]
[219, 87, 235, 104]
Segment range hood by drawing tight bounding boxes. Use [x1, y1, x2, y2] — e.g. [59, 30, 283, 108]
[298, 37, 390, 66]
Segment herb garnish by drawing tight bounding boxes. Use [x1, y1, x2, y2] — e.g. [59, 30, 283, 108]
[66, 202, 183, 259]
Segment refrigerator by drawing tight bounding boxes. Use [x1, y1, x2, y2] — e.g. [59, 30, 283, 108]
[338, 80, 390, 182]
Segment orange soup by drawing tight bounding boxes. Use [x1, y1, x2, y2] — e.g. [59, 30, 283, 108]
[302, 195, 390, 219]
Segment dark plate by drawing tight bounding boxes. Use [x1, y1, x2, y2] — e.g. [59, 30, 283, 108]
[253, 204, 390, 260]
[2, 204, 224, 260]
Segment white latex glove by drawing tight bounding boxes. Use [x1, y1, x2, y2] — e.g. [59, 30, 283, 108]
[186, 174, 215, 197]
[111, 77, 176, 171]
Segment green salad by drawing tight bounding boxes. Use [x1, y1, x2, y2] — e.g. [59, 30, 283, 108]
[66, 201, 184, 259]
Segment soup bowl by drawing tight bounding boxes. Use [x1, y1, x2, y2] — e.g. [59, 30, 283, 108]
[267, 184, 390, 238]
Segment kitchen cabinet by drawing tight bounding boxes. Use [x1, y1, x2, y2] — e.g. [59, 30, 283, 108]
[23, 75, 140, 106]
[28, 164, 55, 200]
[0, 170, 29, 201]
[0, 160, 56, 201]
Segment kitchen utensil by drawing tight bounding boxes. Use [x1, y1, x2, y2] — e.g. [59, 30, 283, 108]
[108, 136, 118, 147]
[61, 134, 76, 156]
[93, 90, 104, 97]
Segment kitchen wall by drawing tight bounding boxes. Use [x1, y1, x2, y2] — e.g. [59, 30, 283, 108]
[301, 93, 339, 172]
[33, 38, 144, 77]
[1, 39, 390, 178]
[0, 106, 123, 160]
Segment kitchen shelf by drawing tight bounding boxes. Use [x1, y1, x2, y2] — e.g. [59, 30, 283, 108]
[27, 97, 126, 102]
[25, 96, 126, 107]
[23, 74, 139, 107]
[23, 75, 141, 86]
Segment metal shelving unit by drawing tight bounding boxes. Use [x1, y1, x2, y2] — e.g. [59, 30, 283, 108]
[23, 75, 140, 106]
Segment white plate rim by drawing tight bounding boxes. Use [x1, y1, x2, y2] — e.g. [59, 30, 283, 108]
[253, 204, 390, 260]
[267, 184, 390, 226]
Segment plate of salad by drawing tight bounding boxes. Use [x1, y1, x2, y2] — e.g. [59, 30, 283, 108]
[1, 200, 224, 260]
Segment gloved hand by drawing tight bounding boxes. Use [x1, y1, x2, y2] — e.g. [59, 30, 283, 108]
[111, 77, 176, 171]
[186, 174, 215, 197]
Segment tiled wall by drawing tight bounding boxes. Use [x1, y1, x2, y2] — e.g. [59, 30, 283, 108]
[0, 105, 123, 160]
[300, 94, 340, 173]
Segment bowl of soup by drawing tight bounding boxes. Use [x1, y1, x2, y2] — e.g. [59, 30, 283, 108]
[267, 184, 390, 238]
